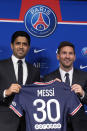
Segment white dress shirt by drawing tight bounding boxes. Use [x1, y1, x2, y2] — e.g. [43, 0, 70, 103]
[59, 67, 73, 86]
[12, 55, 28, 85]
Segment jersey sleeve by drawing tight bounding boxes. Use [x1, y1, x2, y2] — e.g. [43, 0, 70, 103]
[9, 93, 23, 117]
[68, 91, 82, 116]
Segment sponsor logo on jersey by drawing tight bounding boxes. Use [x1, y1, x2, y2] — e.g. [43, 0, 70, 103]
[81, 47, 87, 56]
[24, 5, 57, 37]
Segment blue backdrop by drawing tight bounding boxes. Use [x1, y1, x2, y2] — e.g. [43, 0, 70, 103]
[0, 0, 87, 77]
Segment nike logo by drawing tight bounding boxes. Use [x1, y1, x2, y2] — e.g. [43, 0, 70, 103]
[80, 65, 87, 69]
[34, 49, 46, 53]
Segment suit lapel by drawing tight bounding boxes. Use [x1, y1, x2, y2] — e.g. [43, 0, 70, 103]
[72, 69, 78, 85]
[25, 62, 32, 84]
[7, 58, 17, 83]
[55, 69, 62, 80]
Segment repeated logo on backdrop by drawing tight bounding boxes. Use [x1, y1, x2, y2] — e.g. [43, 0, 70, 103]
[81, 47, 87, 57]
[80, 47, 87, 70]
[24, 5, 57, 37]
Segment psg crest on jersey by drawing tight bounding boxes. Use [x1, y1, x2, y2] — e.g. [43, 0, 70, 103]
[24, 5, 57, 37]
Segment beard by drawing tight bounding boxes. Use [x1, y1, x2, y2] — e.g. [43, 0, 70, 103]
[62, 64, 72, 69]
[60, 60, 73, 69]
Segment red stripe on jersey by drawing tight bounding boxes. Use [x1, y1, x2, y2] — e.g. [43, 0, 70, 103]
[19, 0, 62, 22]
[70, 103, 82, 116]
[34, 79, 57, 85]
[10, 105, 22, 117]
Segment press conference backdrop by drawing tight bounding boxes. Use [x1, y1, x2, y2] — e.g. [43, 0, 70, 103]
[0, 0, 87, 78]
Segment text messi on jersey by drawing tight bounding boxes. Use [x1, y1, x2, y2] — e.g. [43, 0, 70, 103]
[37, 88, 54, 97]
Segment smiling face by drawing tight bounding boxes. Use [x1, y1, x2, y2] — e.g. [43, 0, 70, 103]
[57, 46, 76, 71]
[11, 36, 30, 59]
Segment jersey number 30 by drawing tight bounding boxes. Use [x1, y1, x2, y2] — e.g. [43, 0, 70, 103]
[33, 99, 60, 122]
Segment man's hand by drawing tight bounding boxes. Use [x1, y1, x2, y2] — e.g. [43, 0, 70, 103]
[5, 84, 21, 96]
[71, 84, 84, 97]
[55, 78, 61, 82]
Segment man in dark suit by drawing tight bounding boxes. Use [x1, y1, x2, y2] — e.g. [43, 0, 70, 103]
[44, 41, 87, 131]
[0, 31, 40, 131]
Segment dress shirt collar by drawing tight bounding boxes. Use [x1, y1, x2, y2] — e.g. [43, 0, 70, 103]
[11, 54, 25, 64]
[11, 54, 27, 85]
[59, 67, 73, 86]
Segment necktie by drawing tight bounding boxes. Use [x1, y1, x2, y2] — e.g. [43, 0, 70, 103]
[65, 73, 70, 86]
[18, 60, 23, 85]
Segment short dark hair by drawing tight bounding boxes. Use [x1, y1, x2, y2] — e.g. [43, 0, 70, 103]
[57, 41, 75, 54]
[11, 31, 31, 46]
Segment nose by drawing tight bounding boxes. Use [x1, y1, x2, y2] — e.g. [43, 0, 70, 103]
[66, 53, 70, 58]
[19, 43, 23, 48]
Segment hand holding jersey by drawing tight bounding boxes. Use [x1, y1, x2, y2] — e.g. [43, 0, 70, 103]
[55, 78, 61, 82]
[71, 84, 85, 97]
[5, 84, 21, 96]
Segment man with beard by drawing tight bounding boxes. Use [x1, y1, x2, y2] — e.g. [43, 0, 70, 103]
[0, 31, 40, 131]
[44, 41, 87, 131]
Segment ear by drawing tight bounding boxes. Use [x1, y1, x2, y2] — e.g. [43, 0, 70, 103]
[74, 54, 76, 61]
[57, 54, 59, 60]
[27, 45, 30, 52]
[11, 43, 13, 50]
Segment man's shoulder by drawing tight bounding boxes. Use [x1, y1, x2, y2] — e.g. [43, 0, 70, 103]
[74, 68, 87, 75]
[0, 58, 11, 64]
[43, 68, 59, 82]
[46, 68, 59, 76]
[26, 61, 40, 72]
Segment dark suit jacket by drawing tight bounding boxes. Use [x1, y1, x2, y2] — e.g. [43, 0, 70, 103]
[44, 68, 87, 104]
[44, 68, 87, 131]
[0, 58, 40, 131]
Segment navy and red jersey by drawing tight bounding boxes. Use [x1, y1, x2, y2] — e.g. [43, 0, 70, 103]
[10, 80, 82, 131]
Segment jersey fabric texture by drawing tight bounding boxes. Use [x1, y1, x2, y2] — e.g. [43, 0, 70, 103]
[10, 80, 82, 131]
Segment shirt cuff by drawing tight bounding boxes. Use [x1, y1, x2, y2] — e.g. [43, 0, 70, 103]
[80, 91, 85, 99]
[3, 90, 7, 98]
